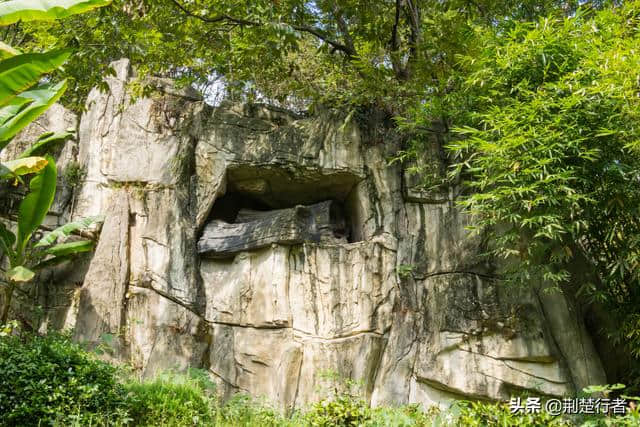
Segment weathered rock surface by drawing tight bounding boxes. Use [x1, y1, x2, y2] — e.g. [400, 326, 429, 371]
[198, 200, 347, 257]
[5, 58, 607, 410]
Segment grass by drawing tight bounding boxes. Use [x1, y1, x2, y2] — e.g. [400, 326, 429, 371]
[1, 332, 639, 426]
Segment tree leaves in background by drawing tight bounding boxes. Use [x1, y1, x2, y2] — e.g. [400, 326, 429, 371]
[445, 3, 640, 374]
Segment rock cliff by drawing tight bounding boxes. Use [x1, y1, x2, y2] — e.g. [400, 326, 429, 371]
[3, 59, 606, 410]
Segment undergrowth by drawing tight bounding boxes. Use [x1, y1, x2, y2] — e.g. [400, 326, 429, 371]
[0, 331, 638, 426]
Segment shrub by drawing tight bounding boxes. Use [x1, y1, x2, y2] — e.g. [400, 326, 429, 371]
[123, 369, 216, 426]
[304, 394, 372, 427]
[368, 404, 436, 426]
[214, 393, 294, 427]
[454, 401, 571, 426]
[5, 332, 640, 426]
[62, 161, 88, 189]
[0, 332, 126, 426]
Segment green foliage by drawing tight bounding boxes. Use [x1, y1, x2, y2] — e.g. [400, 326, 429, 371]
[455, 401, 571, 426]
[1, 333, 640, 426]
[367, 404, 436, 427]
[7, 265, 35, 282]
[305, 394, 372, 427]
[0, 154, 100, 323]
[0, 332, 126, 426]
[396, 263, 416, 279]
[438, 2, 640, 368]
[583, 384, 626, 396]
[0, 80, 69, 147]
[20, 129, 74, 158]
[0, 0, 108, 325]
[215, 393, 293, 427]
[16, 155, 57, 254]
[8, 0, 591, 112]
[62, 160, 87, 188]
[0, 49, 70, 108]
[123, 370, 216, 426]
[0, 156, 47, 179]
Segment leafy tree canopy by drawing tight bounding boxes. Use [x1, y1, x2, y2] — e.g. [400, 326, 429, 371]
[3, 0, 598, 112]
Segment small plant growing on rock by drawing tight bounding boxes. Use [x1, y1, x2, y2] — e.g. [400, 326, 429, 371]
[62, 161, 87, 189]
[396, 263, 416, 279]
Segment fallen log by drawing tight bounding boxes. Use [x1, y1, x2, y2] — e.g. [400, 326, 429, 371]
[198, 200, 346, 258]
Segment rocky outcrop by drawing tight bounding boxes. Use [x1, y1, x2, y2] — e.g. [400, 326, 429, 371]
[4, 59, 606, 410]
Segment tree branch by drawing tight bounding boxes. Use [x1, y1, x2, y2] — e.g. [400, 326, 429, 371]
[168, 0, 356, 57]
[403, 0, 421, 79]
[291, 23, 355, 58]
[390, 0, 401, 53]
[389, 0, 408, 80]
[331, 5, 356, 58]
[168, 0, 257, 25]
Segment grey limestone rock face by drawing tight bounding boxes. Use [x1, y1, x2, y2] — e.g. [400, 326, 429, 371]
[7, 58, 606, 411]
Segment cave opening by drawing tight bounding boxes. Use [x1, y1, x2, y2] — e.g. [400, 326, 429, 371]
[208, 192, 271, 224]
[205, 165, 365, 245]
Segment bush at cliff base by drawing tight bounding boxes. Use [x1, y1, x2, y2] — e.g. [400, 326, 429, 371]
[0, 331, 126, 425]
[1, 332, 640, 426]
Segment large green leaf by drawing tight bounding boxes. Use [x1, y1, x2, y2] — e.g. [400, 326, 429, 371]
[0, 221, 16, 260]
[0, 162, 20, 182]
[44, 239, 94, 257]
[19, 130, 73, 158]
[35, 215, 103, 247]
[0, 95, 30, 127]
[1, 156, 48, 178]
[0, 0, 111, 26]
[0, 41, 19, 59]
[0, 80, 67, 149]
[16, 155, 56, 255]
[31, 254, 72, 270]
[0, 49, 71, 108]
[7, 265, 34, 282]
